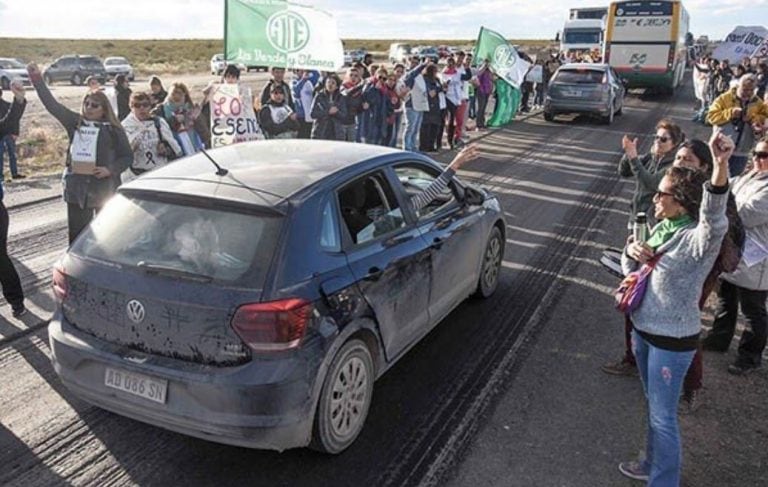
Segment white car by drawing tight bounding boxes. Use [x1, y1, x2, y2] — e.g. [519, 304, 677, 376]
[104, 56, 134, 81]
[211, 54, 227, 75]
[0, 57, 30, 89]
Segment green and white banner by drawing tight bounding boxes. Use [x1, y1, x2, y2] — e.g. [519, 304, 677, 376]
[473, 26, 531, 89]
[225, 0, 344, 71]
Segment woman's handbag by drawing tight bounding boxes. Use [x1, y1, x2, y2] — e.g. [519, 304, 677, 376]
[614, 253, 663, 314]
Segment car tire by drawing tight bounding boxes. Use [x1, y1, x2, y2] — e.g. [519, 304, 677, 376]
[474, 226, 503, 299]
[0, 77, 9, 90]
[602, 100, 615, 125]
[543, 111, 554, 122]
[44, 74, 53, 85]
[310, 338, 374, 454]
[72, 73, 83, 86]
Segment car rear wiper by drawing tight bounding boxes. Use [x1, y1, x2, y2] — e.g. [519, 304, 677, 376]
[137, 261, 213, 283]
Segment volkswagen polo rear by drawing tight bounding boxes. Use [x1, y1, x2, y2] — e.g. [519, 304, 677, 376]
[48, 189, 327, 450]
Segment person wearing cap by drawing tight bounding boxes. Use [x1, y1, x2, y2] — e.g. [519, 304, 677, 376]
[259, 84, 299, 139]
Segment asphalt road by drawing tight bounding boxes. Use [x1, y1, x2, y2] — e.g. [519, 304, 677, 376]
[0, 87, 736, 486]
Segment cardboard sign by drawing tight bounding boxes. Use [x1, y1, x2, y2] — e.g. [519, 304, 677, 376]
[209, 83, 265, 148]
[713, 26, 768, 63]
[70, 126, 99, 175]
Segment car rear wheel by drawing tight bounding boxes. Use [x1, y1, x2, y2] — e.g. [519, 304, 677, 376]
[474, 226, 503, 298]
[44, 74, 53, 85]
[72, 73, 83, 86]
[543, 111, 554, 122]
[311, 338, 374, 454]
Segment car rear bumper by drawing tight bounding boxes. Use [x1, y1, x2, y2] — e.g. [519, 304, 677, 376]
[545, 98, 611, 115]
[48, 314, 317, 451]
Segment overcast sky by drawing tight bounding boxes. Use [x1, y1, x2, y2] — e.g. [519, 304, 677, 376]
[0, 0, 766, 40]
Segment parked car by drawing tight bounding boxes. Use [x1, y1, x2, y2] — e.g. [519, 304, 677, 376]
[210, 54, 249, 76]
[104, 56, 134, 81]
[48, 140, 505, 454]
[388, 43, 412, 64]
[417, 47, 440, 63]
[343, 51, 354, 66]
[43, 55, 107, 86]
[0, 57, 30, 89]
[351, 49, 367, 63]
[543, 63, 625, 125]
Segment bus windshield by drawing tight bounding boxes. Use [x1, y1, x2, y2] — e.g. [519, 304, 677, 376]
[564, 29, 602, 45]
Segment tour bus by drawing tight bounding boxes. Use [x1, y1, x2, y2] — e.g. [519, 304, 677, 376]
[603, 0, 690, 93]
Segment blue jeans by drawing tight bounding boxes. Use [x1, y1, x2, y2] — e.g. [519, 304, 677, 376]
[632, 331, 694, 487]
[388, 113, 402, 147]
[403, 108, 423, 152]
[0, 135, 19, 177]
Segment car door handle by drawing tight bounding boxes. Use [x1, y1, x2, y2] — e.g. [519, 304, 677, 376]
[364, 266, 384, 281]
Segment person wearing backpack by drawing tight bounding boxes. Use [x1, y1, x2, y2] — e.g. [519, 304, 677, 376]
[121, 91, 181, 183]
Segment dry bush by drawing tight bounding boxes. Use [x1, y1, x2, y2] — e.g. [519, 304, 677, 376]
[16, 127, 68, 176]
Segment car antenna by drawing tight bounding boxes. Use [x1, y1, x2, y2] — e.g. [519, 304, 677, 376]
[200, 148, 229, 176]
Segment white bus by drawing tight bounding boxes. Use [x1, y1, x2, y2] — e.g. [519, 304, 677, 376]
[604, 0, 690, 93]
[561, 19, 605, 57]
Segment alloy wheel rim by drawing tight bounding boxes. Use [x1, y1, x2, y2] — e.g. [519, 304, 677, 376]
[483, 236, 501, 288]
[329, 356, 368, 439]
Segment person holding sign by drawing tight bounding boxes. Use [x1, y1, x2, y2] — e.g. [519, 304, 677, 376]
[27, 63, 132, 244]
[159, 83, 204, 157]
[121, 92, 181, 183]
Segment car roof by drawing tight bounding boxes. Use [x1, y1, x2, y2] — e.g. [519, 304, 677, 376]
[123, 140, 405, 208]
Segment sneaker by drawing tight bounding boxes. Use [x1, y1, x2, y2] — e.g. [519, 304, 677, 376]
[11, 304, 27, 318]
[11, 173, 26, 179]
[618, 461, 649, 481]
[680, 389, 702, 415]
[727, 362, 761, 376]
[601, 359, 638, 377]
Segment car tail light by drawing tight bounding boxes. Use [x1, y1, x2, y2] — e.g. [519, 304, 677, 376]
[52, 265, 68, 302]
[231, 299, 313, 352]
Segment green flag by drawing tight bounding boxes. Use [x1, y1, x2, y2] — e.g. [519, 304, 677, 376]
[225, 0, 344, 71]
[473, 26, 531, 89]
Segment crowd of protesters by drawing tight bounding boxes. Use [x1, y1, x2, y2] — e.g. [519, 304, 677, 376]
[610, 94, 767, 483]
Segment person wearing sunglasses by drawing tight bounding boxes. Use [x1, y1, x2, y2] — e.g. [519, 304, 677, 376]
[359, 68, 390, 145]
[27, 62, 132, 244]
[618, 132, 731, 485]
[604, 120, 684, 378]
[706, 74, 768, 176]
[339, 67, 364, 142]
[703, 137, 768, 375]
[121, 92, 181, 183]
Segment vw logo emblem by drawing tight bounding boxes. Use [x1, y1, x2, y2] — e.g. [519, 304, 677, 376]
[266, 11, 310, 53]
[126, 300, 146, 324]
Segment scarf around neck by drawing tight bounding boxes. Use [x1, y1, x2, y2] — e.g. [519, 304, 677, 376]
[646, 214, 695, 250]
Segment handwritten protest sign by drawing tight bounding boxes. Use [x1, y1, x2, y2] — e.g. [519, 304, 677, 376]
[209, 83, 264, 148]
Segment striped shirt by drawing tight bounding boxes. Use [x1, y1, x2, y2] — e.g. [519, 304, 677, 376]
[410, 168, 456, 212]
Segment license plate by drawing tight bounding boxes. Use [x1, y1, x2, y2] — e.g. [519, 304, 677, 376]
[105, 367, 168, 404]
[563, 90, 582, 97]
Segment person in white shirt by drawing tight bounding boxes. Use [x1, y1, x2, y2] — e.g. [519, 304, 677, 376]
[121, 92, 181, 183]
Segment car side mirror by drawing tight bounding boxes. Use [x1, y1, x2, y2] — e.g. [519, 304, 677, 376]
[464, 185, 486, 206]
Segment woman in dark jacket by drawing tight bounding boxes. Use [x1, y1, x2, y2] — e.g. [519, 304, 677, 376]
[114, 74, 131, 121]
[311, 74, 347, 141]
[27, 63, 132, 244]
[419, 64, 444, 152]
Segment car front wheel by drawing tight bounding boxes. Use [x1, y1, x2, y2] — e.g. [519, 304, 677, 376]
[474, 226, 503, 298]
[311, 338, 374, 454]
[543, 111, 554, 122]
[72, 73, 83, 86]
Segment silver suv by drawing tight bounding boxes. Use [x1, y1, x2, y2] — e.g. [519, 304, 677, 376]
[43, 55, 107, 86]
[543, 63, 626, 125]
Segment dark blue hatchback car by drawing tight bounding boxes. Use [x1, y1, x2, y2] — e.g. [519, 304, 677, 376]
[48, 140, 506, 453]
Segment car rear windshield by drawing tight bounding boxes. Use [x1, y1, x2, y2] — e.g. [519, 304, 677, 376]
[80, 57, 103, 67]
[554, 69, 604, 84]
[105, 58, 127, 65]
[69, 194, 282, 285]
[0, 59, 24, 69]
